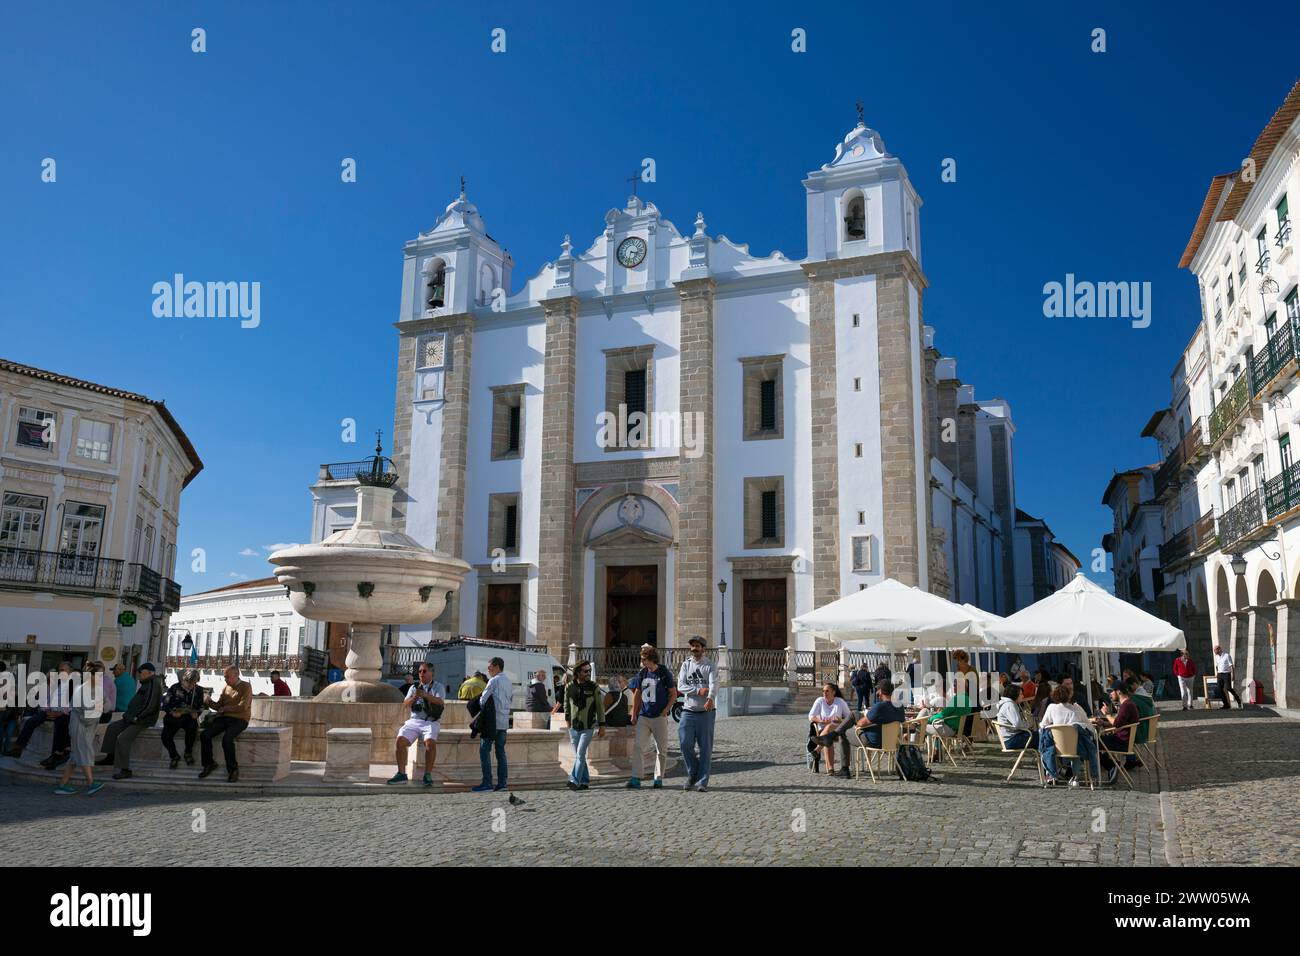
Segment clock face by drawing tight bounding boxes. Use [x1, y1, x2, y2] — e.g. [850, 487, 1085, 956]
[617, 236, 647, 268]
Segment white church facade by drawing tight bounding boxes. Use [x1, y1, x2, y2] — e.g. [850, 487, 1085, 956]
[308, 119, 1042, 659]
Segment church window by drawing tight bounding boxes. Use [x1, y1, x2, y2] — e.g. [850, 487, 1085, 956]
[488, 493, 521, 557]
[744, 476, 784, 549]
[490, 384, 525, 460]
[843, 191, 866, 242]
[603, 345, 656, 451]
[851, 313, 860, 328]
[854, 442, 863, 458]
[740, 355, 784, 441]
[851, 535, 874, 572]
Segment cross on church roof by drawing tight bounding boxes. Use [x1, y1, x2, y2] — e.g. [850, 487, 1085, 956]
[626, 169, 641, 198]
[459, 175, 466, 199]
[855, 101, 864, 126]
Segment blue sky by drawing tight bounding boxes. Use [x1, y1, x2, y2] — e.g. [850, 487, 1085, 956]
[2, 1, 1297, 597]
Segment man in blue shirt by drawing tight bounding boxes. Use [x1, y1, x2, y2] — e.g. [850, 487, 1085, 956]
[472, 657, 513, 792]
[626, 645, 677, 789]
[112, 663, 136, 715]
[853, 679, 906, 749]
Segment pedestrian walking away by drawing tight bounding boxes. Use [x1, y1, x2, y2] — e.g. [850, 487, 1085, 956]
[677, 636, 718, 791]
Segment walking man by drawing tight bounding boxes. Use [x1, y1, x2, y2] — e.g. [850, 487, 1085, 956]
[676, 636, 718, 791]
[850, 661, 873, 714]
[472, 657, 512, 792]
[388, 663, 445, 787]
[626, 644, 677, 789]
[1173, 649, 1197, 710]
[1213, 644, 1242, 709]
[97, 662, 163, 779]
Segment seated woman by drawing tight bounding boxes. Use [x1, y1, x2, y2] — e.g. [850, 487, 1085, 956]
[1038, 684, 1098, 785]
[994, 684, 1037, 750]
[808, 682, 853, 778]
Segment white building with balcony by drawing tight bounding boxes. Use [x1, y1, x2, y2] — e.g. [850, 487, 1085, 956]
[1176, 79, 1300, 707]
[165, 577, 312, 695]
[0, 359, 202, 675]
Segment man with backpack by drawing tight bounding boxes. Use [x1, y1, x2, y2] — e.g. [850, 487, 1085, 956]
[849, 662, 874, 714]
[387, 663, 446, 788]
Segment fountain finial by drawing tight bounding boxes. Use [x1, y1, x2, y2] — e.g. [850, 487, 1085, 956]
[356, 429, 399, 487]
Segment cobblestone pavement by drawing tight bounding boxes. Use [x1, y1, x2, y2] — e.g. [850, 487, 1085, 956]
[1156, 705, 1300, 867]
[0, 708, 1291, 866]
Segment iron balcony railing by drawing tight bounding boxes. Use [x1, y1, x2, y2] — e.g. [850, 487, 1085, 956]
[1219, 489, 1267, 549]
[1158, 527, 1195, 568]
[1257, 250, 1272, 275]
[0, 547, 124, 594]
[1153, 419, 1209, 501]
[319, 460, 374, 482]
[1264, 460, 1300, 520]
[1193, 508, 1217, 554]
[1249, 321, 1296, 395]
[121, 563, 182, 612]
[1209, 373, 1253, 444]
[1277, 219, 1292, 248]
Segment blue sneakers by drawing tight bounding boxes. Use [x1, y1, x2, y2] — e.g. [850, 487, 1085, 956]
[471, 783, 495, 792]
[652, 779, 663, 789]
[626, 777, 641, 789]
[387, 772, 408, 785]
[85, 782, 105, 796]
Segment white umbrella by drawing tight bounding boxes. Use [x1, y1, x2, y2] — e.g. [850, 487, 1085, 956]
[791, 578, 989, 650]
[984, 572, 1184, 713]
[983, 572, 1185, 653]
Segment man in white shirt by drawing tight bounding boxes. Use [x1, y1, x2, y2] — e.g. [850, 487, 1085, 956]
[808, 683, 853, 778]
[994, 685, 1037, 751]
[387, 663, 446, 788]
[472, 657, 513, 792]
[1213, 645, 1242, 709]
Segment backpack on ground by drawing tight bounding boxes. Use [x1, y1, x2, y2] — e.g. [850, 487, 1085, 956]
[894, 743, 933, 782]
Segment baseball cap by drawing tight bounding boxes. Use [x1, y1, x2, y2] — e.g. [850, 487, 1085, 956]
[687, 636, 706, 647]
[138, 662, 157, 674]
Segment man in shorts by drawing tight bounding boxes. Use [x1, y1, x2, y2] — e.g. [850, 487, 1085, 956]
[387, 663, 446, 788]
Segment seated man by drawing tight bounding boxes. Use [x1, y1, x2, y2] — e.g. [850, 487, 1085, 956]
[807, 682, 853, 778]
[96, 662, 164, 779]
[1097, 679, 1141, 784]
[854, 679, 906, 751]
[199, 666, 252, 783]
[1125, 675, 1155, 748]
[994, 684, 1037, 750]
[388, 663, 445, 787]
[7, 662, 74, 769]
[1038, 684, 1099, 785]
[526, 670, 552, 713]
[160, 670, 205, 769]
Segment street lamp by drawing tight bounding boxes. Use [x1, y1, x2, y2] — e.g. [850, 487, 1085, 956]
[1229, 552, 1248, 578]
[148, 601, 166, 663]
[717, 579, 728, 646]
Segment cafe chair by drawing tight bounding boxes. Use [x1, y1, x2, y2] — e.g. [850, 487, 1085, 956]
[1097, 722, 1141, 790]
[854, 721, 901, 782]
[1136, 714, 1165, 771]
[991, 720, 1044, 784]
[1046, 725, 1096, 790]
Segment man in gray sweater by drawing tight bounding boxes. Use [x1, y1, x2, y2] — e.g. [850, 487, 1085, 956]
[676, 637, 718, 791]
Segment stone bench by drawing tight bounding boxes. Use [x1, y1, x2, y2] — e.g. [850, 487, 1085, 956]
[23, 719, 291, 781]
[324, 727, 372, 783]
[512, 711, 554, 729]
[16, 715, 115, 769]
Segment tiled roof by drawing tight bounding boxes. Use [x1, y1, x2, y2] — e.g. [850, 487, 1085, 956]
[1216, 79, 1300, 225]
[0, 357, 203, 487]
[183, 576, 280, 598]
[1178, 173, 1232, 269]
